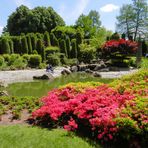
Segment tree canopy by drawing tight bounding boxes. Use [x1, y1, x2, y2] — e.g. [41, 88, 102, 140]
[75, 10, 101, 39]
[116, 0, 148, 40]
[6, 5, 65, 35]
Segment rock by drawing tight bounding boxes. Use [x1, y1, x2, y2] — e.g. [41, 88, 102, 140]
[98, 68, 109, 72]
[94, 64, 102, 71]
[33, 74, 53, 80]
[0, 90, 9, 96]
[88, 64, 98, 70]
[85, 69, 93, 74]
[78, 65, 88, 71]
[93, 72, 101, 77]
[105, 60, 112, 66]
[61, 69, 71, 75]
[70, 66, 78, 72]
[109, 67, 120, 71]
[100, 60, 107, 68]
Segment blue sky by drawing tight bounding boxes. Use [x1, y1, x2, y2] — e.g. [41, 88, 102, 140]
[0, 0, 137, 34]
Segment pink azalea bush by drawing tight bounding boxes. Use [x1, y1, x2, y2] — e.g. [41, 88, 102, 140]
[32, 84, 135, 141]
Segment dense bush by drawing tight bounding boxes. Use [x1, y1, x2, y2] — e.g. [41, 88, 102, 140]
[0, 56, 4, 66]
[32, 70, 148, 147]
[79, 44, 96, 63]
[70, 39, 77, 58]
[102, 39, 138, 57]
[46, 54, 61, 66]
[29, 55, 42, 68]
[45, 46, 60, 57]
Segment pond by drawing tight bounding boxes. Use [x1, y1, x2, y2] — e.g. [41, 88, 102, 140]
[1, 73, 114, 97]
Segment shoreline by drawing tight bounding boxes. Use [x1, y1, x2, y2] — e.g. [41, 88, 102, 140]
[0, 67, 138, 86]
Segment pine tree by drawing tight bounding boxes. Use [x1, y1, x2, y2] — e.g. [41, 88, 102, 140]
[30, 34, 37, 51]
[9, 39, 14, 53]
[44, 31, 51, 47]
[59, 39, 67, 57]
[70, 39, 77, 58]
[27, 35, 32, 54]
[1, 38, 11, 54]
[76, 32, 83, 56]
[50, 33, 59, 46]
[21, 36, 28, 54]
[66, 37, 71, 58]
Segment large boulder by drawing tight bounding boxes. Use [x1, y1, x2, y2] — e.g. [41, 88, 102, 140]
[78, 65, 88, 71]
[70, 66, 78, 72]
[61, 69, 71, 75]
[85, 69, 93, 74]
[93, 72, 101, 77]
[33, 74, 53, 80]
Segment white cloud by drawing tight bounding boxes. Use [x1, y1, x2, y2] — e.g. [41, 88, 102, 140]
[100, 4, 119, 12]
[0, 26, 3, 35]
[13, 0, 32, 8]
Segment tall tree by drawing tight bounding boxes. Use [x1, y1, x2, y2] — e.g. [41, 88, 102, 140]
[21, 36, 28, 54]
[6, 5, 65, 35]
[116, 0, 148, 40]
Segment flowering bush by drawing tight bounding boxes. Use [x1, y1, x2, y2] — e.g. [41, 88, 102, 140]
[32, 84, 135, 141]
[102, 39, 138, 55]
[32, 70, 148, 146]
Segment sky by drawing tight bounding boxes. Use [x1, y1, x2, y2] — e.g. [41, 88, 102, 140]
[0, 0, 136, 34]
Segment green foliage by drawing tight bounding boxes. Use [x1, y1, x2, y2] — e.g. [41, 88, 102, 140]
[75, 10, 101, 38]
[46, 54, 61, 66]
[12, 37, 22, 54]
[111, 32, 120, 40]
[59, 39, 68, 57]
[79, 43, 96, 63]
[44, 31, 51, 47]
[6, 5, 65, 35]
[1, 38, 11, 54]
[45, 46, 60, 58]
[0, 56, 4, 66]
[2, 54, 10, 63]
[140, 58, 148, 69]
[51, 26, 76, 40]
[65, 37, 71, 58]
[36, 39, 43, 54]
[90, 27, 112, 49]
[9, 40, 14, 53]
[29, 55, 42, 68]
[50, 33, 59, 46]
[26, 35, 32, 54]
[21, 36, 28, 54]
[70, 39, 77, 58]
[30, 34, 37, 51]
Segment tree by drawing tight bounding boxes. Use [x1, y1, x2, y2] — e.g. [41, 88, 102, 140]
[75, 10, 101, 38]
[50, 33, 59, 46]
[36, 39, 45, 61]
[66, 37, 71, 58]
[9, 39, 14, 53]
[44, 31, 51, 47]
[26, 35, 32, 54]
[59, 39, 67, 57]
[1, 38, 11, 54]
[21, 36, 28, 54]
[12, 37, 22, 54]
[30, 34, 37, 51]
[70, 39, 77, 58]
[116, 0, 148, 40]
[6, 5, 65, 35]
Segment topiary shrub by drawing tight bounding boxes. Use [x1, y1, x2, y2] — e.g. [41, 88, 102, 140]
[0, 56, 4, 66]
[46, 54, 61, 66]
[45, 46, 60, 57]
[79, 43, 96, 63]
[8, 54, 20, 66]
[29, 55, 42, 68]
[2, 54, 10, 63]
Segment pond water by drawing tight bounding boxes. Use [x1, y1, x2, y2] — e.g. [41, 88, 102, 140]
[1, 73, 114, 97]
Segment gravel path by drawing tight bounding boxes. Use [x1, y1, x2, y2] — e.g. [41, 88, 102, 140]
[0, 68, 138, 85]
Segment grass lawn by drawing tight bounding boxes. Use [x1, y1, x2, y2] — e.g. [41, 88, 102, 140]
[0, 125, 101, 148]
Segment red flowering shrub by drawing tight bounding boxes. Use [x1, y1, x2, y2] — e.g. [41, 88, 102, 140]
[32, 84, 135, 141]
[102, 39, 138, 55]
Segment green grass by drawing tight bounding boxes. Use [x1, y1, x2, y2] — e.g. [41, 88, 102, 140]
[1, 73, 113, 97]
[0, 125, 101, 148]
